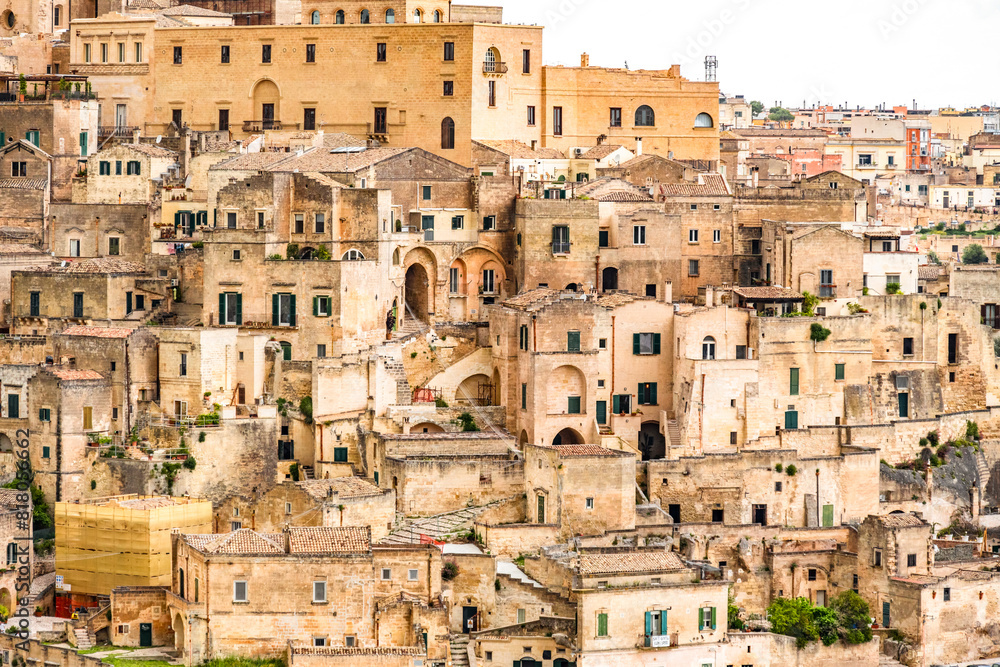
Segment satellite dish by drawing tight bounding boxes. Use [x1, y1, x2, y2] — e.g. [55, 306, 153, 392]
[156, 135, 163, 143]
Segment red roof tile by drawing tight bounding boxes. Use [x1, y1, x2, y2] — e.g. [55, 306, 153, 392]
[46, 368, 104, 381]
[59, 326, 135, 339]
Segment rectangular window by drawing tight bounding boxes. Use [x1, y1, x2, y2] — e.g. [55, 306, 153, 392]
[609, 107, 622, 127]
[713, 229, 721, 243]
[376, 42, 387, 62]
[903, 337, 913, 356]
[567, 396, 581, 414]
[408, 568, 418, 581]
[220, 292, 242, 325]
[381, 568, 391, 580]
[634, 332, 660, 356]
[688, 259, 699, 277]
[38, 407, 50, 422]
[101, 43, 108, 63]
[597, 612, 608, 637]
[73, 292, 84, 317]
[482, 269, 495, 293]
[11, 162, 25, 177]
[117, 42, 125, 62]
[218, 109, 229, 131]
[873, 548, 882, 567]
[689, 229, 699, 243]
[333, 447, 348, 462]
[179, 352, 188, 377]
[553, 107, 563, 136]
[29, 291, 40, 317]
[421, 185, 432, 201]
[294, 214, 304, 234]
[312, 581, 326, 602]
[305, 43, 315, 63]
[42, 446, 50, 458]
[943, 587, 950, 602]
[316, 344, 326, 358]
[226, 211, 237, 229]
[221, 45, 230, 63]
[552, 225, 570, 254]
[835, 363, 845, 380]
[567, 330, 580, 352]
[83, 406, 93, 430]
[819, 269, 834, 297]
[522, 48, 530, 73]
[633, 225, 646, 245]
[303, 108, 316, 131]
[789, 368, 799, 395]
[233, 581, 247, 602]
[637, 382, 657, 405]
[443, 80, 453, 96]
[257, 211, 265, 228]
[443, 41, 454, 61]
[135, 42, 142, 62]
[173, 46, 182, 64]
[84, 44, 91, 62]
[451, 215, 464, 230]
[314, 212, 325, 233]
[907, 554, 916, 567]
[273, 293, 296, 327]
[313, 295, 331, 317]
[482, 215, 495, 230]
[126, 160, 141, 175]
[450, 268, 460, 294]
[374, 107, 387, 134]
[115, 160, 122, 175]
[262, 44, 272, 63]
[521, 383, 526, 410]
[488, 80, 496, 107]
[527, 106, 536, 126]
[698, 607, 717, 631]
[108, 237, 120, 256]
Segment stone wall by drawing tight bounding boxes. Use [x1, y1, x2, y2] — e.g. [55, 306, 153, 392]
[110, 586, 173, 647]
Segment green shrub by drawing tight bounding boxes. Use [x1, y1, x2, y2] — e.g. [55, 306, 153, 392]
[809, 323, 831, 342]
[441, 561, 459, 581]
[966, 420, 980, 441]
[775, 463, 784, 473]
[299, 396, 313, 423]
[435, 397, 448, 408]
[286, 243, 300, 259]
[885, 282, 902, 295]
[314, 245, 331, 260]
[785, 464, 797, 476]
[457, 412, 479, 432]
[927, 430, 939, 447]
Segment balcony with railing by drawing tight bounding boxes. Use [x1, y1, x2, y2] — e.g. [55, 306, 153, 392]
[98, 125, 139, 139]
[483, 61, 508, 74]
[855, 160, 878, 169]
[819, 284, 836, 298]
[243, 119, 298, 132]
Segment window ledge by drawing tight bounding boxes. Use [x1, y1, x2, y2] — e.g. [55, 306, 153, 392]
[311, 600, 328, 605]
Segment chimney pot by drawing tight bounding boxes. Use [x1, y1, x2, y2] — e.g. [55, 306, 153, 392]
[581, 53, 589, 67]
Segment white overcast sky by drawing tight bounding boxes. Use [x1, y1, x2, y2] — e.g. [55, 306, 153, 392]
[500, 0, 1000, 109]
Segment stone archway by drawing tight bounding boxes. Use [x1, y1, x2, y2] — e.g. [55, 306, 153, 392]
[638, 421, 666, 460]
[602, 267, 619, 291]
[456, 374, 490, 405]
[251, 79, 280, 128]
[172, 613, 186, 654]
[0, 434, 11, 453]
[405, 263, 430, 322]
[553, 428, 584, 445]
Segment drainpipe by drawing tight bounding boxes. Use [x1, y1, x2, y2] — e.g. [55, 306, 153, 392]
[611, 315, 616, 417]
[815, 469, 820, 527]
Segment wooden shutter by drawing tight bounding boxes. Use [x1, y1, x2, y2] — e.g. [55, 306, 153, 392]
[637, 384, 646, 404]
[653, 333, 661, 354]
[313, 296, 318, 317]
[710, 606, 716, 630]
[289, 295, 296, 326]
[272, 294, 279, 326]
[612, 395, 620, 414]
[644, 611, 652, 636]
[649, 383, 657, 406]
[219, 293, 226, 323]
[789, 367, 799, 395]
[633, 333, 640, 354]
[660, 610, 668, 634]
[236, 294, 242, 325]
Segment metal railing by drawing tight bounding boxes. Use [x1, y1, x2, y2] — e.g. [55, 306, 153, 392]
[483, 61, 508, 74]
[98, 125, 138, 139]
[242, 119, 293, 132]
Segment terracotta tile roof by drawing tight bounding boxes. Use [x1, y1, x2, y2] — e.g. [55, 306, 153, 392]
[731, 286, 804, 301]
[733, 128, 829, 137]
[298, 477, 384, 501]
[124, 143, 178, 158]
[659, 174, 730, 197]
[551, 444, 623, 457]
[209, 152, 297, 171]
[0, 243, 44, 255]
[579, 551, 686, 576]
[321, 132, 368, 150]
[876, 513, 926, 529]
[126, 0, 166, 7]
[499, 288, 563, 310]
[595, 190, 653, 202]
[59, 326, 134, 339]
[31, 258, 147, 274]
[0, 488, 25, 510]
[46, 368, 104, 381]
[473, 139, 564, 160]
[0, 178, 46, 189]
[270, 147, 410, 173]
[594, 292, 639, 308]
[862, 228, 900, 238]
[579, 144, 625, 160]
[918, 265, 944, 280]
[186, 529, 284, 555]
[287, 526, 371, 554]
[160, 3, 230, 16]
[383, 432, 512, 441]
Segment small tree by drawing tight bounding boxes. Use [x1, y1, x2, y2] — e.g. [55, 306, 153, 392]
[17, 74, 26, 96]
[830, 590, 872, 644]
[963, 243, 989, 264]
[885, 282, 902, 295]
[768, 107, 794, 122]
[750, 100, 765, 116]
[810, 323, 831, 342]
[801, 291, 819, 314]
[927, 250, 941, 265]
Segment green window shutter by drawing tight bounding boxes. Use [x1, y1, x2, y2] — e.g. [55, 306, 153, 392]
[653, 333, 661, 354]
[521, 383, 526, 410]
[835, 363, 845, 380]
[633, 333, 640, 354]
[219, 293, 225, 322]
[513, 662, 520, 667]
[644, 611, 652, 636]
[567, 331, 580, 352]
[790, 367, 799, 395]
[567, 396, 580, 414]
[710, 606, 717, 630]
[698, 608, 704, 630]
[660, 610, 668, 634]
[135, 161, 141, 176]
[637, 384, 646, 404]
[236, 293, 242, 325]
[612, 394, 620, 414]
[79, 132, 87, 156]
[597, 613, 608, 636]
[650, 382, 657, 406]
[289, 295, 296, 326]
[174, 211, 180, 227]
[272, 294, 279, 326]
[0, 132, 5, 146]
[313, 296, 318, 317]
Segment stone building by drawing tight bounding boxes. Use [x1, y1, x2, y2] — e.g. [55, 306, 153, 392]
[0, 140, 51, 242]
[50, 202, 150, 263]
[168, 526, 447, 663]
[0, 243, 55, 326]
[81, 141, 179, 204]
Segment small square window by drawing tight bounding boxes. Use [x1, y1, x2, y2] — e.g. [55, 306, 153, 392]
[232, 249, 241, 260]
[598, 338, 607, 349]
[408, 569, 418, 581]
[690, 204, 698, 211]
[381, 568, 391, 580]
[775, 481, 782, 492]
[597, 379, 605, 388]
[443, 80, 454, 96]
[713, 204, 721, 211]
[585, 497, 594, 509]
[907, 553, 916, 567]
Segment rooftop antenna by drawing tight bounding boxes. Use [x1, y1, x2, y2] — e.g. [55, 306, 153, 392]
[704, 55, 717, 82]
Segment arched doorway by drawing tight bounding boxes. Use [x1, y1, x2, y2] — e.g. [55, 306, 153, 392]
[519, 430, 529, 447]
[456, 374, 490, 405]
[553, 428, 584, 445]
[251, 79, 280, 129]
[411, 422, 444, 434]
[565, 283, 578, 292]
[172, 613, 186, 653]
[405, 263, 430, 322]
[0, 434, 11, 452]
[279, 341, 292, 361]
[602, 267, 618, 291]
[638, 421, 665, 460]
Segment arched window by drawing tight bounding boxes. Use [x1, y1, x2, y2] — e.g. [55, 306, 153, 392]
[6, 543, 15, 565]
[310, 9, 320, 23]
[385, 8, 394, 22]
[432, 9, 441, 21]
[702, 336, 716, 360]
[441, 117, 455, 149]
[360, 9, 370, 23]
[484, 47, 499, 72]
[635, 105, 655, 127]
[335, 9, 344, 23]
[342, 249, 365, 260]
[413, 8, 421, 21]
[178, 568, 185, 598]
[280, 341, 292, 361]
[392, 248, 400, 265]
[694, 112, 714, 128]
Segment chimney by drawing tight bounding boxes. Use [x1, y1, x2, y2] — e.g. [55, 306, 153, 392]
[662, 281, 673, 304]
[132, 128, 140, 145]
[580, 53, 589, 67]
[635, 138, 642, 156]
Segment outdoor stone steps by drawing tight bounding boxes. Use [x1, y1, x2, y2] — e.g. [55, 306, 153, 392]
[878, 655, 906, 667]
[666, 419, 681, 448]
[450, 636, 470, 667]
[380, 502, 502, 545]
[977, 450, 991, 490]
[300, 465, 315, 480]
[73, 628, 95, 650]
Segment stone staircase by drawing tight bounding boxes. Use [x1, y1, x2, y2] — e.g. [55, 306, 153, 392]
[666, 419, 681, 450]
[392, 317, 425, 341]
[449, 635, 470, 667]
[977, 450, 992, 491]
[380, 501, 504, 545]
[598, 424, 613, 436]
[72, 628, 95, 650]
[23, 571, 54, 611]
[300, 465, 315, 480]
[878, 654, 906, 667]
[382, 358, 412, 406]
